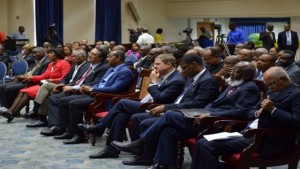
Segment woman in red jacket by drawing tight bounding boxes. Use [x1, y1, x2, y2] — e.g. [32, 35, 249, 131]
[1, 48, 71, 122]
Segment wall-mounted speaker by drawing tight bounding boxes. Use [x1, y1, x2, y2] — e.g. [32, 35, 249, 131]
[127, 2, 140, 22]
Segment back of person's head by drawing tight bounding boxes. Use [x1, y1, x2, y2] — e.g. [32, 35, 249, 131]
[112, 45, 126, 53]
[283, 49, 295, 60]
[95, 45, 109, 61]
[182, 53, 203, 65]
[33, 47, 46, 54]
[160, 45, 172, 54]
[234, 61, 256, 82]
[156, 54, 176, 67]
[143, 28, 149, 33]
[156, 28, 163, 34]
[111, 50, 125, 62]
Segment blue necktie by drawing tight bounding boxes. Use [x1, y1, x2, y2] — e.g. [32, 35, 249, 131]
[174, 79, 194, 103]
[98, 69, 115, 88]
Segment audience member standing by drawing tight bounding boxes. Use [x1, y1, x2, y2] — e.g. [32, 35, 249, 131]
[10, 26, 26, 39]
[154, 28, 163, 44]
[137, 28, 154, 47]
[227, 22, 246, 55]
[277, 23, 299, 53]
[259, 23, 276, 50]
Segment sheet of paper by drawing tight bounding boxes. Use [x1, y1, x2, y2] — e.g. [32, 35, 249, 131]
[204, 132, 243, 141]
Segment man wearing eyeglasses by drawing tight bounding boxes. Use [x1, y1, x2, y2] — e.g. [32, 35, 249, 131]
[277, 49, 300, 85]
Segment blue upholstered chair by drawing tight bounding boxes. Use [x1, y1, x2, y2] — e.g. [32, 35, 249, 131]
[0, 62, 7, 84]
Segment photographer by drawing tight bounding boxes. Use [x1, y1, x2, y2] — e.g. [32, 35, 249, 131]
[43, 24, 62, 47]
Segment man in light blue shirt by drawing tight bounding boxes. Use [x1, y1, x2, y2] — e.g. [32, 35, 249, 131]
[10, 26, 26, 39]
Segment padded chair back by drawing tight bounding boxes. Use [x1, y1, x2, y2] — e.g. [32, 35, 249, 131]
[11, 59, 28, 76]
[139, 69, 152, 99]
[0, 62, 7, 84]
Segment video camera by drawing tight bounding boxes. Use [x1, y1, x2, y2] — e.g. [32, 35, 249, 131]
[128, 28, 139, 43]
[183, 28, 193, 34]
[214, 24, 222, 31]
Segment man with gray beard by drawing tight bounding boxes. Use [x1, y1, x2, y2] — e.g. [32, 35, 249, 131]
[112, 62, 261, 168]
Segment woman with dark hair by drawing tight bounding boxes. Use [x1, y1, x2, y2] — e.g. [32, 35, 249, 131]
[155, 28, 163, 43]
[63, 45, 73, 65]
[1, 48, 71, 123]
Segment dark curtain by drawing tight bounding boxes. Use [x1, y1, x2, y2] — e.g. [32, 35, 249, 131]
[95, 0, 121, 44]
[236, 23, 266, 41]
[35, 0, 63, 46]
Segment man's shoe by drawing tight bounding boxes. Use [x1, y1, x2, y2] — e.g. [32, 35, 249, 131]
[78, 123, 105, 136]
[89, 148, 119, 159]
[147, 164, 168, 169]
[40, 126, 64, 136]
[23, 110, 38, 119]
[63, 134, 85, 144]
[111, 140, 144, 155]
[122, 155, 152, 166]
[54, 132, 74, 139]
[26, 120, 48, 128]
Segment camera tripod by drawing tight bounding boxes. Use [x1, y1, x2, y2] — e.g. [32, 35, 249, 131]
[215, 32, 231, 56]
[184, 34, 194, 49]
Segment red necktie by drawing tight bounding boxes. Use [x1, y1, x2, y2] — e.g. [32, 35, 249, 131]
[75, 65, 92, 85]
[226, 87, 236, 96]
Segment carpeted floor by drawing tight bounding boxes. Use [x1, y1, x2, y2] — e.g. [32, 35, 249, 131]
[0, 107, 297, 169]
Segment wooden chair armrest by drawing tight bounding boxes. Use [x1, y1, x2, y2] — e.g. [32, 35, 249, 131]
[243, 128, 299, 138]
[240, 128, 300, 158]
[196, 118, 249, 139]
[112, 92, 141, 103]
[212, 119, 249, 130]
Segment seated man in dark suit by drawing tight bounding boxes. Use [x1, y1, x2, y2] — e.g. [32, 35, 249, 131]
[45, 50, 134, 144]
[112, 61, 260, 168]
[202, 47, 224, 74]
[277, 49, 300, 85]
[78, 53, 186, 159]
[191, 66, 300, 169]
[26, 49, 90, 116]
[112, 53, 221, 166]
[0, 47, 50, 111]
[38, 46, 110, 130]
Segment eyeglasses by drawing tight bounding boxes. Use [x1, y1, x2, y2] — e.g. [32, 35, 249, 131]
[107, 54, 115, 58]
[265, 78, 280, 88]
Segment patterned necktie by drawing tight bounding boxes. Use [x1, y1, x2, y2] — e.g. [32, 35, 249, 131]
[174, 79, 194, 104]
[226, 86, 237, 96]
[75, 65, 92, 85]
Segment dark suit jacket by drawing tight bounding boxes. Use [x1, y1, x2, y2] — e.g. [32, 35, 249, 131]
[259, 31, 276, 50]
[256, 84, 300, 157]
[91, 64, 134, 93]
[277, 31, 299, 52]
[285, 63, 300, 85]
[60, 61, 90, 85]
[16, 53, 35, 71]
[164, 69, 219, 111]
[0, 53, 11, 69]
[31, 56, 50, 76]
[81, 62, 110, 86]
[207, 81, 260, 119]
[147, 70, 185, 104]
